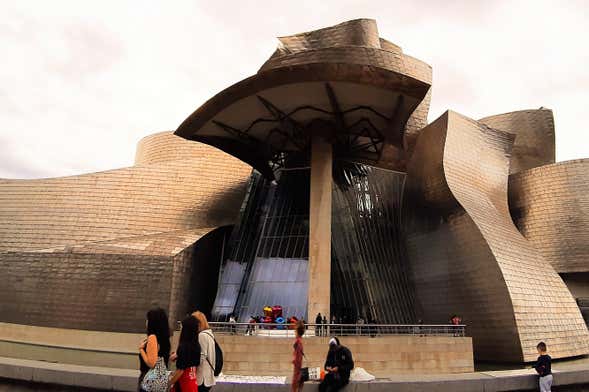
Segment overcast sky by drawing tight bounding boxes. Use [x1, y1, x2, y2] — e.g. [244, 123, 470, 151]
[1, 0, 587, 179]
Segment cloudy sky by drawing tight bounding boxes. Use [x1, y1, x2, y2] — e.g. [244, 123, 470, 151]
[1, 0, 587, 178]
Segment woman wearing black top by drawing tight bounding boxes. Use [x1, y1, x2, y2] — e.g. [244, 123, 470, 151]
[169, 315, 201, 392]
[138, 308, 171, 392]
[533, 342, 552, 392]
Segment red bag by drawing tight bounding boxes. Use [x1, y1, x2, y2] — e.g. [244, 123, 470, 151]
[272, 305, 283, 319]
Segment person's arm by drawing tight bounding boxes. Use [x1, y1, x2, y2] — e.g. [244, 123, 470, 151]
[532, 357, 541, 373]
[140, 335, 158, 368]
[534, 357, 547, 376]
[170, 346, 189, 386]
[168, 369, 183, 386]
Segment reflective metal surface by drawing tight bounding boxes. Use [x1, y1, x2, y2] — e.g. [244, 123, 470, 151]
[175, 19, 589, 363]
[175, 19, 431, 178]
[214, 168, 311, 321]
[214, 162, 418, 324]
[508, 159, 589, 274]
[404, 110, 589, 362]
[508, 159, 589, 329]
[480, 108, 555, 174]
[331, 161, 415, 324]
[211, 172, 271, 320]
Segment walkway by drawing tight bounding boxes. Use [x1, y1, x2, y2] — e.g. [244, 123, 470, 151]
[1, 356, 588, 392]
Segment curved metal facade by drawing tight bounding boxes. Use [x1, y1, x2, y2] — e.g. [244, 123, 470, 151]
[404, 111, 589, 361]
[0, 132, 251, 252]
[2, 18, 588, 363]
[509, 159, 589, 273]
[175, 19, 432, 178]
[479, 108, 555, 174]
[0, 132, 252, 331]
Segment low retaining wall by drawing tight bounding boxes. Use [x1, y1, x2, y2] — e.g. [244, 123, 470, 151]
[0, 323, 141, 369]
[0, 323, 473, 376]
[216, 335, 474, 376]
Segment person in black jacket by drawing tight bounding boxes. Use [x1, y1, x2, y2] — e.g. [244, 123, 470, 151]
[319, 337, 354, 392]
[532, 342, 552, 392]
[316, 313, 323, 336]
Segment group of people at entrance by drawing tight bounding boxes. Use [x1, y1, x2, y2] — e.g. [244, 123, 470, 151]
[140, 308, 553, 392]
[291, 320, 354, 392]
[138, 308, 217, 392]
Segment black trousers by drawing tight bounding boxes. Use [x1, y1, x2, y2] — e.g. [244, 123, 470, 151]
[198, 384, 212, 392]
[319, 373, 348, 392]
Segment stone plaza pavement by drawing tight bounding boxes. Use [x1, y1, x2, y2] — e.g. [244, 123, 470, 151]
[1, 356, 589, 392]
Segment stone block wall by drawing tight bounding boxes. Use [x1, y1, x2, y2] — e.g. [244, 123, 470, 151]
[216, 335, 473, 377]
[0, 323, 473, 376]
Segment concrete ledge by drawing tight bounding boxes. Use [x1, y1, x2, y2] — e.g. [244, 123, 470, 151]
[0, 322, 142, 353]
[0, 356, 588, 391]
[0, 357, 138, 391]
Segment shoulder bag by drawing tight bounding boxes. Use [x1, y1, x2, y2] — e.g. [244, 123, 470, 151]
[140, 356, 169, 392]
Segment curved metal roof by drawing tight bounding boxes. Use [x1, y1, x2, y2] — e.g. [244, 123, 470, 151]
[175, 19, 431, 178]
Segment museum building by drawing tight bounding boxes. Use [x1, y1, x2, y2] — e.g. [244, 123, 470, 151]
[1, 19, 588, 363]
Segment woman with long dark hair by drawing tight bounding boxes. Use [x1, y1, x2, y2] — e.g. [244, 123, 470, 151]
[138, 307, 171, 391]
[169, 315, 201, 391]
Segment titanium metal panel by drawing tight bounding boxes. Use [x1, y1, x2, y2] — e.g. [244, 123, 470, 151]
[404, 110, 589, 361]
[480, 109, 555, 174]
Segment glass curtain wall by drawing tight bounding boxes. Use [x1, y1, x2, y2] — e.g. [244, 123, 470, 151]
[212, 161, 415, 324]
[234, 168, 310, 321]
[211, 172, 270, 320]
[331, 161, 416, 324]
[212, 168, 311, 321]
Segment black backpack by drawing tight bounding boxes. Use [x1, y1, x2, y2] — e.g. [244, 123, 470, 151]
[202, 331, 223, 376]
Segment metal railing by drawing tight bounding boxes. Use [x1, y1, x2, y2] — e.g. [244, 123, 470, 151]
[209, 322, 465, 337]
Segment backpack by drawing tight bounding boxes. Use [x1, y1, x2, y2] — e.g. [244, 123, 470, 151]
[202, 330, 223, 376]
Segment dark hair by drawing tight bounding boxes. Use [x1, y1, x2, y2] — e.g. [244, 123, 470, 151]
[146, 308, 171, 365]
[295, 320, 305, 337]
[179, 315, 199, 345]
[176, 315, 201, 369]
[537, 342, 547, 352]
